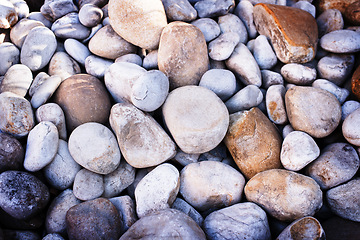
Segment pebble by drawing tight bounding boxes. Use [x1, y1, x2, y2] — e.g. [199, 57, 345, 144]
[73, 168, 104, 201]
[115, 53, 142, 66]
[345, 1, 360, 25]
[27, 11, 52, 28]
[109, 196, 137, 234]
[312, 79, 349, 104]
[64, 38, 91, 65]
[11, 0, 28, 19]
[66, 198, 122, 240]
[68, 122, 121, 174]
[158, 21, 209, 89]
[0, 0, 18, 29]
[172, 149, 200, 166]
[0, 63, 32, 97]
[341, 100, 360, 120]
[23, 121, 59, 172]
[84, 55, 113, 78]
[162, 86, 229, 154]
[48, 52, 81, 81]
[43, 233, 65, 240]
[45, 189, 81, 235]
[317, 0, 357, 14]
[203, 202, 271, 240]
[31, 75, 61, 108]
[180, 161, 245, 211]
[292, 1, 316, 17]
[35, 103, 67, 140]
[277, 216, 325, 240]
[40, 0, 78, 22]
[103, 161, 135, 198]
[253, 3, 318, 63]
[225, 85, 263, 113]
[317, 54, 355, 86]
[191, 18, 220, 42]
[320, 30, 360, 53]
[224, 107, 282, 179]
[135, 163, 180, 218]
[82, 23, 102, 42]
[78, 3, 103, 27]
[316, 9, 344, 37]
[194, 0, 235, 18]
[280, 131, 320, 171]
[281, 63, 317, 85]
[261, 70, 284, 89]
[108, 0, 167, 50]
[28, 72, 49, 97]
[120, 209, 206, 239]
[43, 139, 81, 190]
[162, 0, 197, 22]
[245, 169, 323, 221]
[109, 103, 176, 168]
[234, 0, 257, 39]
[198, 69, 237, 101]
[326, 178, 360, 222]
[266, 84, 288, 124]
[225, 43, 262, 87]
[306, 142, 359, 190]
[285, 86, 341, 138]
[142, 50, 158, 69]
[342, 107, 360, 146]
[51, 13, 90, 40]
[0, 91, 34, 138]
[253, 34, 277, 70]
[0, 132, 24, 172]
[208, 32, 240, 61]
[171, 198, 204, 227]
[9, 18, 44, 48]
[0, 170, 50, 220]
[218, 13, 248, 44]
[352, 64, 360, 100]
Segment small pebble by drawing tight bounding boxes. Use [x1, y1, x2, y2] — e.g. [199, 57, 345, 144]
[0, 132, 24, 172]
[0, 64, 32, 97]
[73, 168, 104, 201]
[277, 216, 325, 240]
[218, 13, 248, 43]
[281, 63, 317, 85]
[342, 108, 360, 146]
[266, 84, 287, 124]
[36, 103, 67, 140]
[115, 53, 142, 66]
[40, 0, 78, 22]
[312, 79, 349, 104]
[261, 69, 284, 89]
[171, 198, 204, 227]
[28, 72, 49, 96]
[0, 42, 19, 76]
[225, 85, 263, 113]
[320, 29, 360, 53]
[64, 38, 91, 65]
[9, 18, 43, 48]
[109, 195, 138, 234]
[292, 1, 316, 17]
[78, 3, 103, 27]
[208, 32, 240, 61]
[162, 0, 197, 22]
[341, 100, 360, 120]
[27, 11, 52, 28]
[234, 0, 257, 39]
[191, 18, 220, 42]
[172, 149, 200, 166]
[194, 0, 235, 18]
[48, 52, 81, 81]
[43, 233, 65, 240]
[316, 9, 344, 37]
[253, 35, 277, 69]
[31, 75, 61, 108]
[103, 161, 135, 198]
[142, 50, 158, 70]
[84, 55, 113, 78]
[282, 124, 294, 139]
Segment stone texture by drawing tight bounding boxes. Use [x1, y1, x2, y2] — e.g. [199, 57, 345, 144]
[343, 108, 360, 146]
[0, 0, 18, 29]
[225, 85, 263, 113]
[0, 132, 24, 172]
[0, 64, 32, 97]
[208, 32, 240, 61]
[320, 30, 360, 53]
[312, 79, 349, 104]
[109, 196, 138, 234]
[234, 0, 257, 39]
[266, 84, 287, 124]
[64, 38, 91, 65]
[191, 18, 220, 42]
[40, 0, 78, 21]
[218, 13, 248, 44]
[36, 103, 67, 140]
[342, 100, 360, 120]
[30, 75, 61, 108]
[0, 42, 19, 76]
[277, 216, 325, 240]
[162, 0, 197, 22]
[194, 0, 235, 18]
[85, 55, 113, 78]
[317, 0, 357, 14]
[281, 63, 317, 85]
[48, 52, 81, 81]
[316, 9, 344, 37]
[9, 18, 44, 48]
[73, 168, 104, 201]
[253, 34, 277, 70]
[78, 3, 103, 27]
[345, 1, 360, 25]
[103, 161, 135, 198]
[171, 198, 204, 227]
[224, 107, 282, 179]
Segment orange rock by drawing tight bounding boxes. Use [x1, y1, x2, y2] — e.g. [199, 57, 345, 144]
[351, 64, 360, 101]
[345, 1, 360, 25]
[317, 0, 357, 14]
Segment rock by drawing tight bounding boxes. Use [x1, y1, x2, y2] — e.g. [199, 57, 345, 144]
[10, 18, 44, 48]
[266, 84, 287, 124]
[2, 230, 40, 240]
[326, 178, 360, 222]
[85, 55, 113, 78]
[343, 108, 360, 146]
[0, 171, 49, 220]
[79, 0, 108, 8]
[103, 161, 135, 198]
[27, 11, 52, 28]
[191, 18, 220, 42]
[28, 72, 48, 96]
[73, 169, 104, 201]
[51, 13, 90, 40]
[225, 85, 263, 113]
[194, 0, 235, 18]
[43, 139, 81, 190]
[0, 92, 34, 138]
[281, 63, 317, 85]
[36, 103, 67, 140]
[109, 103, 176, 168]
[142, 50, 158, 69]
[277, 216, 325, 240]
[23, 121, 59, 172]
[0, 42, 19, 76]
[218, 13, 248, 43]
[53, 74, 111, 131]
[252, 35, 277, 70]
[224, 107, 282, 179]
[172, 149, 200, 166]
[203, 202, 271, 240]
[342, 100, 360, 120]
[322, 216, 360, 240]
[171, 198, 204, 227]
[43, 233, 64, 240]
[225, 43, 261, 86]
[345, 1, 360, 25]
[64, 38, 91, 65]
[208, 32, 240, 61]
[280, 131, 320, 171]
[312, 79, 349, 104]
[45, 189, 81, 235]
[320, 30, 360, 53]
[115, 53, 142, 66]
[253, 3, 318, 63]
[66, 198, 122, 240]
[78, 3, 103, 27]
[162, 0, 197, 22]
[317, 0, 357, 14]
[245, 169, 323, 221]
[108, 0, 167, 50]
[109, 196, 137, 234]
[234, 0, 257, 39]
[285, 86, 341, 138]
[30, 75, 61, 108]
[89, 25, 137, 60]
[352, 64, 360, 101]
[48, 52, 81, 81]
[0, 132, 24, 172]
[40, 0, 78, 21]
[316, 9, 344, 37]
[292, 1, 316, 17]
[0, 0, 18, 29]
[162, 86, 229, 154]
[158, 21, 209, 89]
[180, 161, 245, 211]
[0, 64, 32, 97]
[82, 23, 102, 42]
[261, 70, 284, 89]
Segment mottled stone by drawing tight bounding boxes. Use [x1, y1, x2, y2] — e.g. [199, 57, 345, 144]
[320, 30, 360, 53]
[30, 75, 61, 108]
[342, 100, 360, 120]
[0, 0, 18, 29]
[43, 233, 64, 240]
[194, 0, 235, 18]
[266, 84, 287, 124]
[352, 64, 360, 101]
[73, 169, 104, 201]
[312, 79, 349, 104]
[103, 161, 135, 198]
[40, 0, 78, 21]
[281, 63, 317, 85]
[79, 3, 103, 27]
[317, 0, 357, 14]
[10, 19, 44, 48]
[234, 0, 257, 39]
[0, 64, 32, 97]
[225, 85, 263, 113]
[109, 196, 138, 234]
[0, 132, 24, 172]
[171, 198, 204, 227]
[277, 216, 325, 240]
[162, 0, 197, 22]
[36, 103, 67, 140]
[48, 51, 81, 81]
[345, 1, 360, 25]
[261, 70, 284, 89]
[208, 32, 240, 61]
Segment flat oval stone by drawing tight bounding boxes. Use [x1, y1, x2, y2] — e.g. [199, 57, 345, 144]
[31, 75, 62, 108]
[245, 169, 323, 221]
[253, 35, 277, 70]
[108, 0, 167, 50]
[162, 0, 197, 22]
[277, 216, 325, 240]
[218, 13, 248, 43]
[0, 132, 24, 172]
[0, 0, 18, 29]
[40, 0, 78, 21]
[312, 79, 349, 104]
[68, 122, 121, 174]
[285, 86, 341, 138]
[64, 38, 91, 65]
[10, 19, 43, 48]
[142, 50, 158, 70]
[281, 63, 317, 85]
[224, 107, 282, 179]
[203, 202, 271, 240]
[0, 170, 49, 220]
[234, 0, 257, 39]
[48, 52, 81, 81]
[73, 169, 104, 201]
[162, 86, 229, 154]
[0, 64, 32, 97]
[191, 18, 220, 42]
[180, 161, 245, 211]
[109, 103, 176, 168]
[225, 85, 263, 113]
[266, 84, 287, 124]
[79, 3, 103, 27]
[53, 23, 91, 40]
[0, 42, 19, 76]
[85, 55, 113, 79]
[320, 30, 360, 53]
[316, 9, 344, 37]
[158, 21, 209, 89]
[208, 32, 240, 61]
[36, 103, 67, 140]
[103, 161, 135, 198]
[194, 0, 235, 18]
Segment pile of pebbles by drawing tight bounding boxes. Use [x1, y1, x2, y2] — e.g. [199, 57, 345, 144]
[1, 0, 360, 239]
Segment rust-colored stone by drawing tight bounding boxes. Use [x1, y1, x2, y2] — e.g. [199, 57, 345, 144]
[345, 1, 360, 24]
[351, 64, 360, 101]
[317, 0, 357, 14]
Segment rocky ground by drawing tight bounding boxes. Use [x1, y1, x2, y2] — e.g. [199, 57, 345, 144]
[0, 0, 360, 239]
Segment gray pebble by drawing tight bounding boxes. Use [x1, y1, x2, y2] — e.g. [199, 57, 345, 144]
[218, 13, 247, 43]
[115, 53, 143, 66]
[82, 23, 102, 43]
[109, 195, 138, 234]
[64, 38, 91, 65]
[29, 72, 49, 96]
[36, 103, 67, 140]
[320, 30, 360, 53]
[48, 51, 81, 81]
[253, 35, 277, 69]
[225, 85, 263, 113]
[54, 23, 91, 40]
[42, 233, 65, 240]
[277, 216, 325, 240]
[312, 79, 349, 104]
[73, 168, 104, 201]
[342, 108, 360, 146]
[194, 0, 235, 18]
[292, 1, 316, 17]
[208, 32, 240, 61]
[102, 16, 109, 25]
[281, 63, 317, 85]
[162, 0, 197, 22]
[282, 124, 294, 139]
[0, 132, 24, 172]
[0, 64, 32, 97]
[172, 149, 200, 166]
[50, 12, 79, 32]
[234, 0, 257, 39]
[85, 55, 113, 78]
[27, 11, 52, 28]
[0, 42, 19, 76]
[171, 198, 204, 226]
[246, 38, 255, 51]
[261, 70, 284, 89]
[40, 0, 78, 22]
[191, 18, 220, 42]
[266, 84, 287, 124]
[103, 161, 135, 198]
[31, 75, 61, 108]
[342, 100, 360, 121]
[316, 9, 344, 37]
[79, 3, 103, 27]
[10, 0, 29, 19]
[142, 50, 158, 70]
[10, 18, 44, 48]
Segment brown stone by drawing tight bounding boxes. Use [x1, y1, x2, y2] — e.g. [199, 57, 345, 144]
[276, 216, 325, 240]
[345, 1, 360, 24]
[317, 0, 357, 14]
[53, 74, 111, 132]
[351, 64, 360, 101]
[224, 107, 282, 179]
[253, 4, 318, 63]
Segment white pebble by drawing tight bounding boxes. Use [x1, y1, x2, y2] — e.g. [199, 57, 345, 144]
[73, 168, 104, 201]
[225, 85, 263, 113]
[312, 79, 349, 104]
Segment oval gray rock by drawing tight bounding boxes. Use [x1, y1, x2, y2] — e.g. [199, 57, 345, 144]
[320, 30, 360, 53]
[73, 168, 104, 201]
[103, 161, 135, 198]
[10, 18, 44, 48]
[36, 103, 67, 140]
[0, 42, 19, 75]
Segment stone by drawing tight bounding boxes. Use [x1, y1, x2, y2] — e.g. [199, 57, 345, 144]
[320, 30, 360, 53]
[317, 0, 357, 14]
[191, 18, 220, 42]
[285, 86, 341, 138]
[343, 108, 360, 146]
[66, 198, 122, 240]
[78, 3, 103, 27]
[345, 1, 360, 25]
[0, 92, 34, 138]
[28, 72, 48, 96]
[266, 84, 287, 124]
[312, 79, 349, 104]
[85, 55, 113, 78]
[135, 163, 180, 218]
[0, 170, 49, 220]
[245, 169, 323, 221]
[277, 216, 325, 240]
[326, 178, 360, 222]
[142, 50, 158, 69]
[9, 18, 43, 48]
[280, 131, 320, 171]
[108, 0, 167, 50]
[316, 9, 344, 37]
[352, 64, 360, 101]
[317, 54, 355, 86]
[253, 35, 277, 70]
[199, 69, 237, 101]
[43, 139, 81, 190]
[253, 4, 318, 63]
[172, 149, 200, 166]
[43, 233, 64, 240]
[23, 121, 59, 172]
[342, 100, 360, 120]
[0, 0, 18, 29]
[218, 13, 248, 43]
[203, 202, 271, 240]
[281, 63, 317, 85]
[45, 189, 81, 235]
[64, 38, 91, 65]
[40, 0, 78, 21]
[225, 85, 263, 113]
[162, 86, 229, 154]
[208, 32, 240, 61]
[0, 42, 19, 76]
[225, 43, 261, 86]
[109, 196, 138, 234]
[51, 13, 90, 40]
[194, 0, 235, 18]
[126, 168, 149, 199]
[79, 0, 108, 8]
[73, 169, 104, 201]
[0, 64, 32, 97]
[162, 0, 197, 22]
[180, 161, 245, 211]
[2, 230, 40, 239]
[89, 25, 137, 60]
[27, 12, 52, 28]
[158, 21, 209, 89]
[292, 1, 316, 17]
[109, 103, 176, 168]
[0, 132, 24, 172]
[171, 198, 204, 227]
[53, 74, 111, 131]
[261, 70, 284, 89]
[103, 161, 135, 198]
[115, 53, 142, 66]
[82, 23, 102, 42]
[11, 0, 29, 19]
[234, 0, 257, 39]
[36, 103, 67, 140]
[30, 75, 61, 108]
[224, 107, 282, 179]
[48, 52, 81, 81]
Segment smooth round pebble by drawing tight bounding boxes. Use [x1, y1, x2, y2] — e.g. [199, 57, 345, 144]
[48, 52, 81, 81]
[292, 1, 316, 17]
[277, 216, 325, 240]
[208, 32, 240, 61]
[225, 85, 263, 113]
[312, 79, 349, 104]
[316, 9, 344, 37]
[253, 35, 277, 70]
[10, 19, 44, 47]
[0, 132, 24, 172]
[162, 0, 197, 22]
[191, 18, 220, 42]
[31, 75, 61, 108]
[40, 0, 78, 22]
[0, 63, 32, 97]
[115, 53, 142, 66]
[342, 108, 360, 146]
[320, 30, 360, 53]
[64, 38, 91, 65]
[78, 3, 103, 27]
[341, 100, 360, 120]
[142, 50, 158, 69]
[281, 63, 317, 85]
[103, 161, 135, 198]
[234, 0, 257, 39]
[218, 13, 248, 43]
[27, 11, 52, 28]
[261, 70, 284, 89]
[30, 72, 51, 95]
[85, 55, 113, 78]
[266, 84, 287, 124]
[36, 103, 67, 140]
[194, 0, 235, 18]
[0, 42, 19, 75]
[109, 195, 137, 234]
[73, 169, 104, 201]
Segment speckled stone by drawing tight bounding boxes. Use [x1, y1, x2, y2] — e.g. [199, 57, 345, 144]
[277, 216, 325, 240]
[0, 132, 24, 172]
